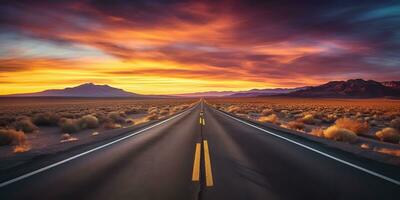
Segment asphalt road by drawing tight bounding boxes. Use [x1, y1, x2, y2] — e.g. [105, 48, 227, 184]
[0, 101, 399, 200]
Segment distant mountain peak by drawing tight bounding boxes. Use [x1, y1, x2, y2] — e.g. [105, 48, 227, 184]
[6, 83, 141, 97]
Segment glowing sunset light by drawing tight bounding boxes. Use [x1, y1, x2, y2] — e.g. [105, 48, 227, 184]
[0, 1, 399, 95]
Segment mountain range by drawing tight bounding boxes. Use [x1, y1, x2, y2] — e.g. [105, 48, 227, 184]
[174, 87, 309, 97]
[6, 83, 141, 97]
[2, 79, 399, 98]
[286, 79, 400, 98]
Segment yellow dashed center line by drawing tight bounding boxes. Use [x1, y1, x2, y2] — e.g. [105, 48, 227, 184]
[203, 140, 214, 187]
[192, 143, 201, 181]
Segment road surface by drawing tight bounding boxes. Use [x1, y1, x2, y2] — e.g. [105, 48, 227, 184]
[0, 101, 399, 199]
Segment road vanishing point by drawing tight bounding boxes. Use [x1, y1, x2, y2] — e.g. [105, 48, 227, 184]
[0, 100, 399, 200]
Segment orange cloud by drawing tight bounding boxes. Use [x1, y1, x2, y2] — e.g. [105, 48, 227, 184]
[1, 1, 397, 95]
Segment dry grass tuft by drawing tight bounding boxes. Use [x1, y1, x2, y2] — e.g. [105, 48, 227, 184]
[323, 125, 357, 142]
[286, 121, 305, 131]
[309, 128, 324, 137]
[159, 108, 170, 116]
[14, 116, 38, 133]
[261, 108, 274, 116]
[258, 114, 279, 124]
[374, 147, 400, 157]
[226, 105, 241, 113]
[300, 114, 315, 124]
[389, 118, 400, 130]
[375, 127, 400, 143]
[335, 118, 369, 135]
[145, 114, 159, 121]
[0, 129, 27, 146]
[148, 107, 159, 115]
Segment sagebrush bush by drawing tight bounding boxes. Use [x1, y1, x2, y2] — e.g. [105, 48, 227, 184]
[148, 107, 159, 115]
[14, 117, 38, 133]
[159, 108, 170, 116]
[125, 108, 141, 115]
[389, 118, 400, 130]
[258, 114, 279, 124]
[227, 105, 241, 113]
[108, 112, 125, 123]
[335, 118, 369, 135]
[59, 118, 80, 133]
[0, 117, 14, 127]
[33, 112, 60, 126]
[78, 115, 99, 129]
[261, 108, 274, 116]
[375, 127, 400, 143]
[0, 129, 26, 146]
[323, 125, 357, 142]
[146, 114, 159, 121]
[310, 128, 324, 137]
[286, 121, 305, 131]
[300, 114, 315, 124]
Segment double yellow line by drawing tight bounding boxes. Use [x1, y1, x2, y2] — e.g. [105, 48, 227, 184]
[192, 140, 214, 187]
[199, 117, 205, 125]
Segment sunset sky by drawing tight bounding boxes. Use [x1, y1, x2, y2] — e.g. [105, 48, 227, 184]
[1, 0, 399, 95]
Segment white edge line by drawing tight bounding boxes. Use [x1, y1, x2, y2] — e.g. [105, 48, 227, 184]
[0, 106, 196, 188]
[217, 109, 400, 186]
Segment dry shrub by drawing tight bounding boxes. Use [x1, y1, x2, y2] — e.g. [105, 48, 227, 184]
[300, 114, 315, 124]
[148, 107, 159, 115]
[134, 117, 150, 125]
[335, 118, 369, 135]
[33, 112, 60, 126]
[286, 121, 305, 131]
[159, 108, 170, 116]
[261, 108, 274, 116]
[91, 131, 99, 136]
[390, 118, 400, 130]
[60, 133, 78, 143]
[59, 118, 80, 133]
[375, 127, 400, 143]
[108, 112, 125, 124]
[323, 125, 357, 142]
[14, 116, 38, 133]
[125, 108, 141, 115]
[78, 115, 99, 129]
[0, 129, 26, 146]
[227, 105, 241, 113]
[145, 114, 159, 121]
[258, 114, 279, 124]
[310, 128, 324, 137]
[0, 117, 13, 127]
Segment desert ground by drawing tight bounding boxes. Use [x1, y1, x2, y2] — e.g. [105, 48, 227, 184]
[0, 97, 196, 157]
[207, 97, 400, 161]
